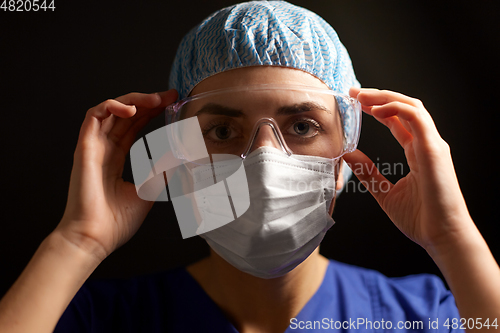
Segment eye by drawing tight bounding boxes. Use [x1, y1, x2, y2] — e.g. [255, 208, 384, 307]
[214, 125, 231, 140]
[202, 120, 239, 144]
[286, 119, 321, 138]
[293, 122, 310, 135]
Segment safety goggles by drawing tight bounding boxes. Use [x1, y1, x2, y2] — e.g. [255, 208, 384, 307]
[130, 85, 361, 238]
[165, 84, 361, 162]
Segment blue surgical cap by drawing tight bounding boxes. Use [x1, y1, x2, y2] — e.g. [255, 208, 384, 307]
[168, 0, 360, 99]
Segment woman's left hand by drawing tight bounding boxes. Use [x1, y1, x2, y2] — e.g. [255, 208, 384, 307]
[343, 87, 473, 253]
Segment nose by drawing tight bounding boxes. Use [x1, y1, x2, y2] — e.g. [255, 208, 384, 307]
[253, 123, 279, 148]
[247, 122, 285, 154]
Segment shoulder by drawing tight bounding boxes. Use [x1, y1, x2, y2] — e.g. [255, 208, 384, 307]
[55, 266, 190, 333]
[327, 259, 449, 295]
[325, 259, 460, 317]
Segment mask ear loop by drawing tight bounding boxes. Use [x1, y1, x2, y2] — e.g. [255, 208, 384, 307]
[240, 118, 294, 159]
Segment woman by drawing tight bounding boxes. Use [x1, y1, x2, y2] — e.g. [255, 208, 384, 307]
[0, 1, 498, 332]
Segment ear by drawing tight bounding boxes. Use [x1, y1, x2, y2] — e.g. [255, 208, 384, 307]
[328, 158, 344, 216]
[335, 158, 344, 191]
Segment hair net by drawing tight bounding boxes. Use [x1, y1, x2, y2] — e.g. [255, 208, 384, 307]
[168, 0, 358, 195]
[168, 0, 360, 99]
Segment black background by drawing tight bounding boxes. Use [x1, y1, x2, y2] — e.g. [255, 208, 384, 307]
[1, 0, 499, 298]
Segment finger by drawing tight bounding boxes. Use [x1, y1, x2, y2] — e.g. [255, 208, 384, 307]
[115, 92, 162, 109]
[349, 86, 361, 99]
[375, 115, 413, 148]
[400, 118, 412, 133]
[117, 116, 152, 158]
[79, 100, 136, 145]
[101, 114, 117, 135]
[370, 101, 440, 144]
[92, 99, 137, 121]
[77, 91, 178, 179]
[96, 92, 162, 137]
[106, 90, 178, 149]
[107, 90, 179, 178]
[356, 88, 421, 107]
[352, 88, 422, 117]
[155, 89, 179, 108]
[103, 92, 161, 138]
[343, 149, 393, 205]
[349, 87, 374, 116]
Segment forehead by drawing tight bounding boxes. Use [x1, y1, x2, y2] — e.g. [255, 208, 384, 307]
[190, 66, 330, 95]
[181, 66, 336, 120]
[182, 86, 338, 121]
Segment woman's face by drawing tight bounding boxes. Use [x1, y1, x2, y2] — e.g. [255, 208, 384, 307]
[182, 66, 345, 160]
[181, 66, 345, 197]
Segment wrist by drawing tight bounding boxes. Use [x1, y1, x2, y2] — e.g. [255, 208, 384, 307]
[47, 226, 106, 270]
[423, 217, 497, 285]
[54, 217, 110, 263]
[423, 216, 481, 261]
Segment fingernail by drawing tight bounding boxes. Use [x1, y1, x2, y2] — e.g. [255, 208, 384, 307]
[151, 92, 162, 103]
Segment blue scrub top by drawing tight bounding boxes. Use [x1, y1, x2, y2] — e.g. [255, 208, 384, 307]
[54, 259, 463, 332]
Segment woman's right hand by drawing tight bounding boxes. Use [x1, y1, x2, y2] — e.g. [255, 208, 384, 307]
[56, 90, 178, 262]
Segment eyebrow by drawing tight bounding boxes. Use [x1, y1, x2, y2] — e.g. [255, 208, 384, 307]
[276, 102, 332, 115]
[193, 101, 331, 117]
[194, 103, 246, 117]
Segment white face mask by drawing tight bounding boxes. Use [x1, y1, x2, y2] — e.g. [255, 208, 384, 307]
[191, 146, 337, 279]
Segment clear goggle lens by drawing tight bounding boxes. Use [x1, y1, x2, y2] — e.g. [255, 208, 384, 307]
[166, 85, 361, 163]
